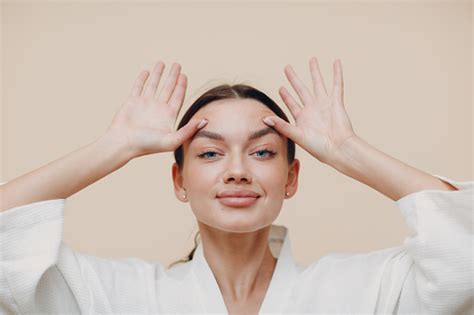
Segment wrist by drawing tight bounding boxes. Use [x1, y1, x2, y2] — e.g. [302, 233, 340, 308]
[96, 130, 136, 165]
[329, 135, 369, 174]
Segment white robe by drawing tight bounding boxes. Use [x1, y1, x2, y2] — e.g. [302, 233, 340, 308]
[0, 175, 472, 314]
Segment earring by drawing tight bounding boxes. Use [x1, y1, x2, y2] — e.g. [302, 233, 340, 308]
[182, 191, 187, 199]
[285, 191, 290, 197]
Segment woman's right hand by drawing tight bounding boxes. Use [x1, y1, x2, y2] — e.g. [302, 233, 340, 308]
[106, 61, 208, 158]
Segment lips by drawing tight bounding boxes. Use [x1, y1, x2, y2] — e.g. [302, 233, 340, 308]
[217, 189, 260, 198]
[217, 189, 260, 208]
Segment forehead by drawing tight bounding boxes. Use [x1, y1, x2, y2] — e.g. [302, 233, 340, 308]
[192, 98, 275, 119]
[186, 98, 285, 144]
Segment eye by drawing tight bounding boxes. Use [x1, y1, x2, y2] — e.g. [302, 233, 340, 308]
[197, 149, 277, 160]
[253, 149, 276, 159]
[198, 150, 220, 159]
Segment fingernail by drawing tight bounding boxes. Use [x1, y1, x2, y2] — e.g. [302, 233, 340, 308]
[263, 117, 275, 126]
[197, 119, 208, 129]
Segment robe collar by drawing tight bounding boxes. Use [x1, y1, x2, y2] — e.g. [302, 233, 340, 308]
[191, 224, 299, 313]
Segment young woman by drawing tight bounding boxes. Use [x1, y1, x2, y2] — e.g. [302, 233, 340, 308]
[0, 58, 471, 314]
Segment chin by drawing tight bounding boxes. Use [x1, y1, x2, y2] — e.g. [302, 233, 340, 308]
[193, 201, 281, 233]
[198, 213, 275, 234]
[214, 223, 266, 234]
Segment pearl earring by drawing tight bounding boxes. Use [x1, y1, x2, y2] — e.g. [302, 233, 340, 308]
[285, 191, 290, 196]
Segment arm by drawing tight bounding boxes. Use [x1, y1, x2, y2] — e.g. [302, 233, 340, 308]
[329, 135, 457, 201]
[0, 61, 206, 213]
[263, 57, 459, 199]
[266, 57, 472, 313]
[0, 132, 131, 212]
[0, 61, 206, 313]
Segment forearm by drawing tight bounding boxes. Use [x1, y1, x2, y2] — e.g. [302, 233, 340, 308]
[0, 131, 133, 212]
[330, 136, 457, 201]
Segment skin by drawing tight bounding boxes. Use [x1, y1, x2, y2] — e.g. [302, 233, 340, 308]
[170, 58, 457, 314]
[1, 57, 457, 315]
[171, 99, 300, 312]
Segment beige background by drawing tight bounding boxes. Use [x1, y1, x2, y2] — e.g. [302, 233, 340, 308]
[1, 0, 472, 267]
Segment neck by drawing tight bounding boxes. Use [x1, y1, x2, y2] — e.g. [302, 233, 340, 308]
[197, 222, 277, 301]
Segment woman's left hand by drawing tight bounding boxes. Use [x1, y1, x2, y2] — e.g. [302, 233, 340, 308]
[263, 57, 356, 165]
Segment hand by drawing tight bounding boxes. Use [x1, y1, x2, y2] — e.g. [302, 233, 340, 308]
[263, 57, 356, 165]
[106, 61, 207, 158]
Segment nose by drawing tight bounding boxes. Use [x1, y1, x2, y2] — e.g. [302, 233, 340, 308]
[223, 155, 252, 184]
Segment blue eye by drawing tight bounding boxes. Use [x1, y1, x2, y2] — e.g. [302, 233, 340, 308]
[254, 149, 275, 158]
[198, 151, 219, 159]
[197, 149, 276, 160]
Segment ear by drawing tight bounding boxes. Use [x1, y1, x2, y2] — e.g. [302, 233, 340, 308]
[284, 159, 300, 199]
[172, 163, 188, 202]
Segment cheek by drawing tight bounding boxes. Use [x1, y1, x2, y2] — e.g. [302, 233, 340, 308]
[253, 161, 288, 189]
[183, 161, 220, 193]
[258, 170, 285, 192]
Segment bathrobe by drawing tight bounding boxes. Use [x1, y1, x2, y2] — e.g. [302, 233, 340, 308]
[0, 175, 472, 314]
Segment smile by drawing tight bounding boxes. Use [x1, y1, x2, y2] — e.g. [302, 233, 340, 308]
[217, 196, 259, 208]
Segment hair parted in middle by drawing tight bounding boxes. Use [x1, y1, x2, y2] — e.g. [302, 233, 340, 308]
[169, 83, 295, 268]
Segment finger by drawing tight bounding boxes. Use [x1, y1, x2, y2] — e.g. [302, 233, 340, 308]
[168, 74, 187, 117]
[278, 86, 301, 119]
[262, 115, 303, 144]
[130, 70, 150, 97]
[331, 59, 344, 103]
[309, 57, 328, 98]
[143, 61, 165, 97]
[169, 118, 208, 150]
[284, 65, 314, 106]
[157, 63, 181, 104]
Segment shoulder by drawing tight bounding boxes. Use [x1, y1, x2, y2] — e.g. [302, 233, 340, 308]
[299, 245, 410, 284]
[165, 260, 194, 281]
[288, 246, 412, 309]
[56, 243, 166, 292]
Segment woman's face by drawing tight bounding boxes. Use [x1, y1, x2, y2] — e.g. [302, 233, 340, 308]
[172, 99, 300, 233]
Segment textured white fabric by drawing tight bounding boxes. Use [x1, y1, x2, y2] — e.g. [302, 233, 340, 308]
[0, 175, 472, 314]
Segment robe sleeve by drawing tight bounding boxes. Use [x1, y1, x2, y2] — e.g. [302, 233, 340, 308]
[392, 175, 473, 314]
[0, 198, 161, 314]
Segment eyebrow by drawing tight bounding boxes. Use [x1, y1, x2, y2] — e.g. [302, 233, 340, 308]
[191, 126, 279, 142]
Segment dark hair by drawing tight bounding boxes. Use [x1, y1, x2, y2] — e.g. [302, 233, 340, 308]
[168, 84, 295, 268]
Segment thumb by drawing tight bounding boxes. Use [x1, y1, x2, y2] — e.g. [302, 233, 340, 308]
[262, 116, 301, 143]
[170, 118, 208, 150]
